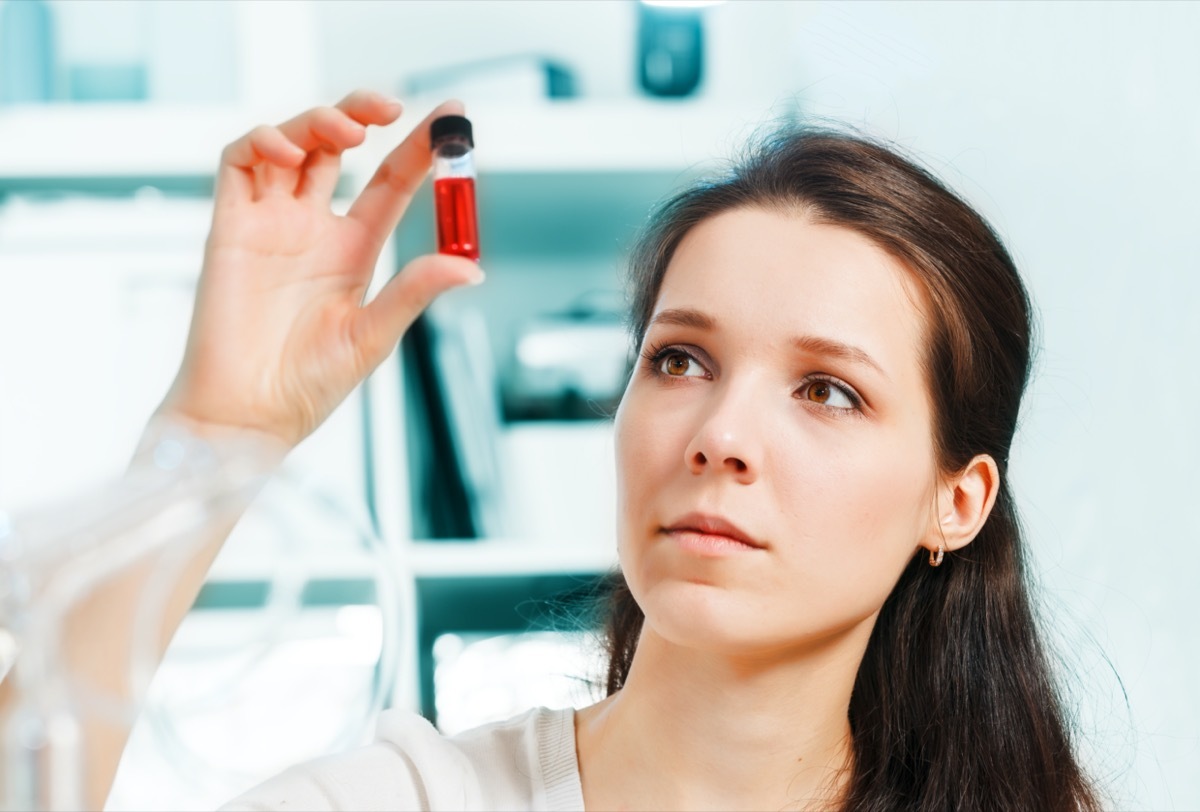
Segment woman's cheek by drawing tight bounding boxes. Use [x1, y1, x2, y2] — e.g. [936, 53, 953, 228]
[613, 389, 656, 531]
[830, 441, 933, 582]
[774, 432, 928, 588]
[616, 386, 682, 484]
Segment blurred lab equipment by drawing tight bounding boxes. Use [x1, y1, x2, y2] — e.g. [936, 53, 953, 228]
[432, 629, 599, 735]
[0, 0, 56, 104]
[112, 465, 407, 811]
[0, 425, 275, 810]
[402, 54, 578, 102]
[637, 1, 706, 97]
[507, 298, 629, 421]
[419, 572, 607, 727]
[66, 64, 146, 103]
[400, 291, 627, 541]
[0, 424, 406, 811]
[54, 0, 149, 104]
[402, 306, 506, 540]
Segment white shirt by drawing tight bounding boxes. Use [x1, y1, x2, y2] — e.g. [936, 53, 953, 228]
[220, 706, 584, 811]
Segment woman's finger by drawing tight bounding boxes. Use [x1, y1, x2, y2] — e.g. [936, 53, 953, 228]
[267, 107, 366, 199]
[214, 92, 402, 204]
[294, 147, 342, 202]
[276, 105, 368, 157]
[215, 125, 307, 202]
[223, 124, 308, 168]
[334, 89, 405, 128]
[353, 252, 484, 369]
[346, 100, 466, 251]
[296, 92, 406, 203]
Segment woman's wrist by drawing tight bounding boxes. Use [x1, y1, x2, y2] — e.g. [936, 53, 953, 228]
[132, 408, 291, 475]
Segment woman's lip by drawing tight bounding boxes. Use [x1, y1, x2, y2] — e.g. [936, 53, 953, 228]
[663, 528, 764, 556]
[662, 513, 763, 544]
[662, 515, 763, 554]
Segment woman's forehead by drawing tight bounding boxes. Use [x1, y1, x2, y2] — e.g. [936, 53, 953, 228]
[652, 208, 929, 376]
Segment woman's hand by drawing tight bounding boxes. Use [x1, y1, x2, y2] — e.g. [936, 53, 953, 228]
[158, 91, 483, 448]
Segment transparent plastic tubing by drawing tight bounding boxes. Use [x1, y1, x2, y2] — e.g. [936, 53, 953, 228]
[0, 425, 279, 811]
[431, 114, 480, 261]
[137, 476, 407, 790]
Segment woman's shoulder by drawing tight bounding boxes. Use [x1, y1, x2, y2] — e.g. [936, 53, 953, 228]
[219, 705, 582, 812]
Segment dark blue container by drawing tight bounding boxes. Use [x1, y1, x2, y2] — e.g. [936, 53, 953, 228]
[0, 0, 57, 103]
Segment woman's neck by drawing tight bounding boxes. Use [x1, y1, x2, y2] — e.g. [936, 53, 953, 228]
[575, 620, 873, 811]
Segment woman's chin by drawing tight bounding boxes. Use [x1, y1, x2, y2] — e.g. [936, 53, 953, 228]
[636, 578, 878, 662]
[637, 580, 782, 654]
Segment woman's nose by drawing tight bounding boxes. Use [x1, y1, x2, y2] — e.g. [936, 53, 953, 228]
[683, 384, 761, 484]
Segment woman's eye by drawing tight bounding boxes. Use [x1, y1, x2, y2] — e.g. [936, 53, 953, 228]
[659, 351, 705, 378]
[801, 379, 858, 410]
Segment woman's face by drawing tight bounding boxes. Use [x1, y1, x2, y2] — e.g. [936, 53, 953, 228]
[614, 207, 941, 656]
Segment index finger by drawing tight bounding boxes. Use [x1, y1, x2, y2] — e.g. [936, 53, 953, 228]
[334, 89, 406, 128]
[346, 100, 466, 249]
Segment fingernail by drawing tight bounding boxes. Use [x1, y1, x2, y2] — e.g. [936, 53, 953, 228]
[382, 94, 403, 109]
[467, 265, 486, 286]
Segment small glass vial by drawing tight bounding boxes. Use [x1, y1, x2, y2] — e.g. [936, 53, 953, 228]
[430, 115, 480, 261]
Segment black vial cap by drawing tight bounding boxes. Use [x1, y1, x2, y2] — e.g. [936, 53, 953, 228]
[431, 115, 473, 147]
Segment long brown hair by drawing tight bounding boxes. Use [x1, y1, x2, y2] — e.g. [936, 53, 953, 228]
[600, 128, 1104, 811]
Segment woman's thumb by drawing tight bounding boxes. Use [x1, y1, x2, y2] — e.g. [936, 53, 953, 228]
[354, 253, 484, 367]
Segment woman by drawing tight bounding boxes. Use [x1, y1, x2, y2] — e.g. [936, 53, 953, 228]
[21, 91, 1103, 810]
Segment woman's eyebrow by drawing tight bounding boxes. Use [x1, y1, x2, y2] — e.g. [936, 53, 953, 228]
[792, 334, 889, 380]
[648, 307, 714, 331]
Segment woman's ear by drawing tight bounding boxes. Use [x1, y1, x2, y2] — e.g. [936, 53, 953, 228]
[927, 454, 1000, 554]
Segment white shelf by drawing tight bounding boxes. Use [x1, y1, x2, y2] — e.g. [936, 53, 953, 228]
[0, 104, 260, 180]
[0, 99, 786, 182]
[204, 538, 616, 585]
[406, 538, 617, 578]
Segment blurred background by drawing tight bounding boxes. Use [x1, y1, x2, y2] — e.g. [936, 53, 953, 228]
[0, 1, 1196, 809]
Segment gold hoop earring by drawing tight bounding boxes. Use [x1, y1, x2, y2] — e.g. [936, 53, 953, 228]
[929, 545, 944, 567]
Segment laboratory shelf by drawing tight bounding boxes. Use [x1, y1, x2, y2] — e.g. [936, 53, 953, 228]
[406, 538, 617, 578]
[200, 537, 617, 597]
[0, 104, 255, 181]
[0, 99, 783, 186]
[197, 535, 618, 723]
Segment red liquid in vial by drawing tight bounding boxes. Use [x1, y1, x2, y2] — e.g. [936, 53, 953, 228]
[434, 177, 480, 260]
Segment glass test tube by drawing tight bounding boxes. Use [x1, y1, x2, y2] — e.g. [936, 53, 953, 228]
[430, 115, 480, 261]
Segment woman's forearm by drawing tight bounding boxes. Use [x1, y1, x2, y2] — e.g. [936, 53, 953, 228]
[67, 523, 234, 811]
